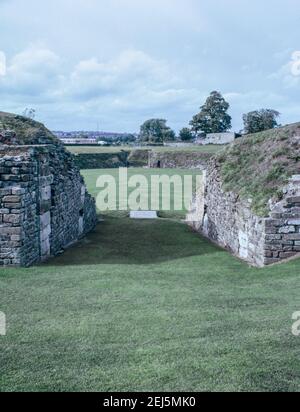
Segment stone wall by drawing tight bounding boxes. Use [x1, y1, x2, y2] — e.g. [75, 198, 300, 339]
[187, 160, 300, 266]
[127, 149, 150, 167]
[73, 151, 130, 169]
[72, 150, 152, 169]
[265, 175, 300, 264]
[0, 145, 97, 266]
[72, 149, 212, 171]
[149, 151, 212, 170]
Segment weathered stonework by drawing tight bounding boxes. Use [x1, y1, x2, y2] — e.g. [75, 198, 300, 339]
[187, 160, 300, 267]
[148, 151, 212, 170]
[0, 114, 97, 267]
[73, 151, 130, 169]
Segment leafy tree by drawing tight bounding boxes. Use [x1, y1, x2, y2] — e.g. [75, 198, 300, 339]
[122, 134, 137, 144]
[179, 127, 193, 141]
[167, 129, 176, 142]
[243, 109, 280, 134]
[22, 108, 36, 120]
[139, 119, 175, 143]
[190, 91, 232, 135]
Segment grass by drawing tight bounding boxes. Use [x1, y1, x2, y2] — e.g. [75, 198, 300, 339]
[67, 145, 223, 155]
[67, 146, 132, 154]
[0, 111, 57, 145]
[1, 168, 300, 392]
[82, 168, 202, 219]
[217, 123, 300, 216]
[81, 168, 202, 219]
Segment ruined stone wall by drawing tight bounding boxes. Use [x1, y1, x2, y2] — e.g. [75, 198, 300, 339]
[148, 151, 212, 170]
[0, 145, 97, 266]
[264, 175, 300, 264]
[72, 150, 153, 170]
[187, 161, 300, 266]
[127, 149, 150, 167]
[73, 151, 130, 169]
[0, 148, 39, 266]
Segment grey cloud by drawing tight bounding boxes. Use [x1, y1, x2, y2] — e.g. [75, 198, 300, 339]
[0, 0, 300, 131]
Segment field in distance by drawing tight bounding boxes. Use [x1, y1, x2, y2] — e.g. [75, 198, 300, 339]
[67, 145, 223, 154]
[81, 167, 202, 220]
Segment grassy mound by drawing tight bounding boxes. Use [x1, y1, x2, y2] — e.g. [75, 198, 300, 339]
[216, 123, 300, 216]
[0, 111, 58, 145]
[127, 149, 150, 167]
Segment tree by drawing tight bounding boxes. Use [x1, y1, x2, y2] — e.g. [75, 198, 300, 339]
[139, 119, 175, 143]
[243, 109, 280, 134]
[179, 127, 193, 141]
[190, 91, 232, 135]
[122, 134, 137, 144]
[22, 108, 36, 120]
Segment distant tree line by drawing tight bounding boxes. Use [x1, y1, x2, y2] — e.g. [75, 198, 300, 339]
[22, 95, 281, 146]
[138, 91, 280, 144]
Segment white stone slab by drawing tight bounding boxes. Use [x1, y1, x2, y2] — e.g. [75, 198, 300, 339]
[238, 230, 249, 259]
[130, 211, 158, 219]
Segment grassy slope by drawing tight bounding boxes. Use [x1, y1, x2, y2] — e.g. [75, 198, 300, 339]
[0, 112, 57, 145]
[217, 123, 300, 216]
[67, 145, 223, 154]
[1, 168, 300, 392]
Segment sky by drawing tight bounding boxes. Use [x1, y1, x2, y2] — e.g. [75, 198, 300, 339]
[0, 0, 300, 133]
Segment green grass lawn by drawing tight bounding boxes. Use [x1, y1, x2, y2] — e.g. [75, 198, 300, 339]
[1, 168, 300, 392]
[82, 168, 202, 219]
[67, 145, 223, 154]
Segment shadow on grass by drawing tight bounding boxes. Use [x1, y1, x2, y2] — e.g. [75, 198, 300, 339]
[46, 217, 220, 266]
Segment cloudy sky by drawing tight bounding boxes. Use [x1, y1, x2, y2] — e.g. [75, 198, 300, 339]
[0, 0, 300, 132]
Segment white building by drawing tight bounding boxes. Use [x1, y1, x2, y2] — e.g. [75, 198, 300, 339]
[196, 132, 237, 145]
[60, 138, 98, 145]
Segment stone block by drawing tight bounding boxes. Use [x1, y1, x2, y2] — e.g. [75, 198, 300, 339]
[2, 195, 21, 203]
[286, 196, 300, 204]
[3, 214, 21, 224]
[279, 226, 296, 234]
[265, 218, 284, 227]
[283, 234, 300, 241]
[266, 234, 282, 240]
[1, 175, 20, 182]
[11, 187, 26, 195]
[40, 225, 51, 242]
[288, 219, 300, 225]
[279, 252, 296, 259]
[40, 211, 51, 229]
[40, 238, 50, 258]
[0, 188, 11, 196]
[40, 186, 51, 201]
[4, 203, 22, 209]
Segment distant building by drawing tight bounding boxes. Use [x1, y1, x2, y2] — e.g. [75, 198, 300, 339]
[195, 132, 238, 145]
[59, 138, 98, 145]
[52, 130, 138, 144]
